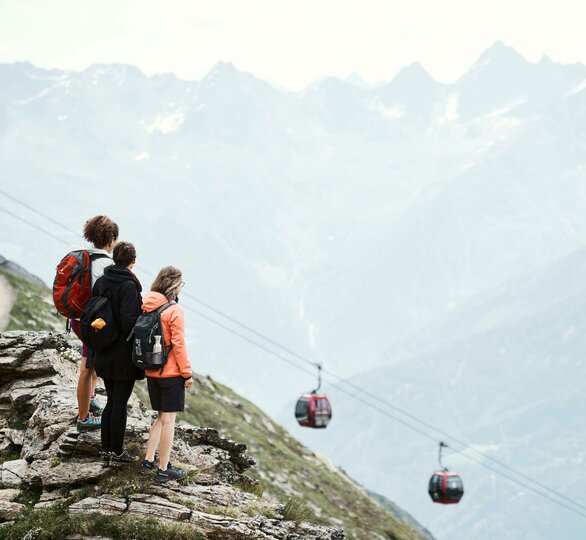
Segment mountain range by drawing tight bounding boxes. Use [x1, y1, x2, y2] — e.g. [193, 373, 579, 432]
[1, 40, 586, 538]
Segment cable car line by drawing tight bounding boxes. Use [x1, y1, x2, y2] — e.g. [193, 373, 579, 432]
[2, 194, 586, 518]
[318, 368, 586, 513]
[316, 378, 586, 519]
[0, 189, 81, 238]
[0, 206, 71, 246]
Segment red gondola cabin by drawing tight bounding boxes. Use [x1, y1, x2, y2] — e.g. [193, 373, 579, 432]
[428, 471, 464, 504]
[295, 394, 332, 428]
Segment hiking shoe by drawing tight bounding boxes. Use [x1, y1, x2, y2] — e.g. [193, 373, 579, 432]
[110, 451, 135, 464]
[89, 396, 104, 416]
[155, 463, 186, 483]
[77, 413, 101, 433]
[99, 450, 111, 466]
[140, 459, 155, 474]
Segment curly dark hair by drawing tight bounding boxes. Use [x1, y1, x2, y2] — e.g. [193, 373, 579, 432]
[83, 216, 119, 250]
[113, 241, 136, 267]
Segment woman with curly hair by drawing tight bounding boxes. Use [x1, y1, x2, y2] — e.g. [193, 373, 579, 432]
[69, 215, 119, 432]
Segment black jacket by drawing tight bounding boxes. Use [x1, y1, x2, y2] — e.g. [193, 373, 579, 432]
[91, 265, 144, 381]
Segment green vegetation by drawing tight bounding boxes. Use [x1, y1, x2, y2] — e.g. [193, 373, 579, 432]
[96, 461, 153, 498]
[242, 499, 278, 519]
[0, 447, 21, 465]
[12, 487, 42, 507]
[7, 419, 28, 430]
[205, 505, 240, 518]
[1, 504, 203, 540]
[282, 496, 314, 524]
[176, 376, 423, 540]
[0, 269, 62, 332]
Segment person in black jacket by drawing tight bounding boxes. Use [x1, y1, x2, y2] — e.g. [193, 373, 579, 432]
[91, 241, 143, 463]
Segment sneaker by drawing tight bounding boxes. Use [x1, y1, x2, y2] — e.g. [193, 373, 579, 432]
[99, 450, 111, 465]
[155, 463, 186, 483]
[140, 459, 155, 474]
[89, 396, 104, 416]
[110, 451, 135, 464]
[77, 413, 101, 433]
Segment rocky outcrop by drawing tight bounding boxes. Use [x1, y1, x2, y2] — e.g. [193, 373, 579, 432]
[0, 331, 344, 539]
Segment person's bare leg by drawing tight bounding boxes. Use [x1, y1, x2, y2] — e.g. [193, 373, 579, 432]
[90, 370, 98, 398]
[145, 414, 163, 462]
[158, 412, 177, 470]
[76, 359, 94, 419]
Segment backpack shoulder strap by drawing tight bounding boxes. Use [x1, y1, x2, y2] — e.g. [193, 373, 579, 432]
[155, 301, 176, 353]
[155, 301, 176, 315]
[88, 253, 112, 266]
[89, 252, 111, 261]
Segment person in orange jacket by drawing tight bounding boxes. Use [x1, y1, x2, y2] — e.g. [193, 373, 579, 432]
[140, 266, 193, 482]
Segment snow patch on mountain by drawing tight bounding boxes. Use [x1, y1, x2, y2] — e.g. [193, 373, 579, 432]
[143, 110, 185, 133]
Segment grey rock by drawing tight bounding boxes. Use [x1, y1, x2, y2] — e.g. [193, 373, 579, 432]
[0, 357, 19, 372]
[0, 428, 24, 446]
[28, 458, 109, 488]
[189, 511, 345, 539]
[39, 489, 63, 502]
[166, 483, 257, 512]
[33, 500, 61, 510]
[0, 459, 28, 486]
[15, 349, 60, 376]
[66, 536, 114, 540]
[69, 495, 127, 516]
[127, 493, 191, 521]
[177, 424, 255, 472]
[0, 489, 19, 501]
[0, 500, 24, 521]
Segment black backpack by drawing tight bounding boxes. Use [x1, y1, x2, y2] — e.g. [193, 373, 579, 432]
[80, 291, 119, 351]
[127, 302, 175, 370]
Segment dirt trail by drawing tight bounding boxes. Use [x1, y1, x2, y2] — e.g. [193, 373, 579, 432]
[0, 274, 15, 331]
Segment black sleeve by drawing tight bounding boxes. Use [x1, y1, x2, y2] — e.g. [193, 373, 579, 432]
[117, 282, 142, 336]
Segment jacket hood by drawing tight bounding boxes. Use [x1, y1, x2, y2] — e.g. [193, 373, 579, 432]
[103, 265, 142, 291]
[141, 291, 171, 312]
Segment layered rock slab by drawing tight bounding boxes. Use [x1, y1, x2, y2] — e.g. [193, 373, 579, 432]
[0, 331, 344, 539]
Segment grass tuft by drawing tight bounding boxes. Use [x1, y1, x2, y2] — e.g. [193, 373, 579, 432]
[242, 499, 278, 519]
[0, 448, 21, 465]
[96, 461, 152, 498]
[205, 505, 239, 518]
[282, 496, 315, 525]
[1, 504, 203, 540]
[234, 477, 264, 497]
[13, 487, 42, 507]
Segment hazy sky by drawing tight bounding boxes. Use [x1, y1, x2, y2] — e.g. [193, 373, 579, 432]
[1, 0, 585, 90]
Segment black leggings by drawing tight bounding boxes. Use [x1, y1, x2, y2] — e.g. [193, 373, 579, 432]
[101, 379, 135, 455]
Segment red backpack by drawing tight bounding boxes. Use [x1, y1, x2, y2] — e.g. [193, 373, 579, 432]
[52, 250, 109, 319]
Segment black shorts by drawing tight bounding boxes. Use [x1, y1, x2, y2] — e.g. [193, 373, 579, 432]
[147, 376, 185, 413]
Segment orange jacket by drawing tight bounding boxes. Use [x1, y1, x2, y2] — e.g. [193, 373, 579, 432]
[141, 291, 192, 379]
